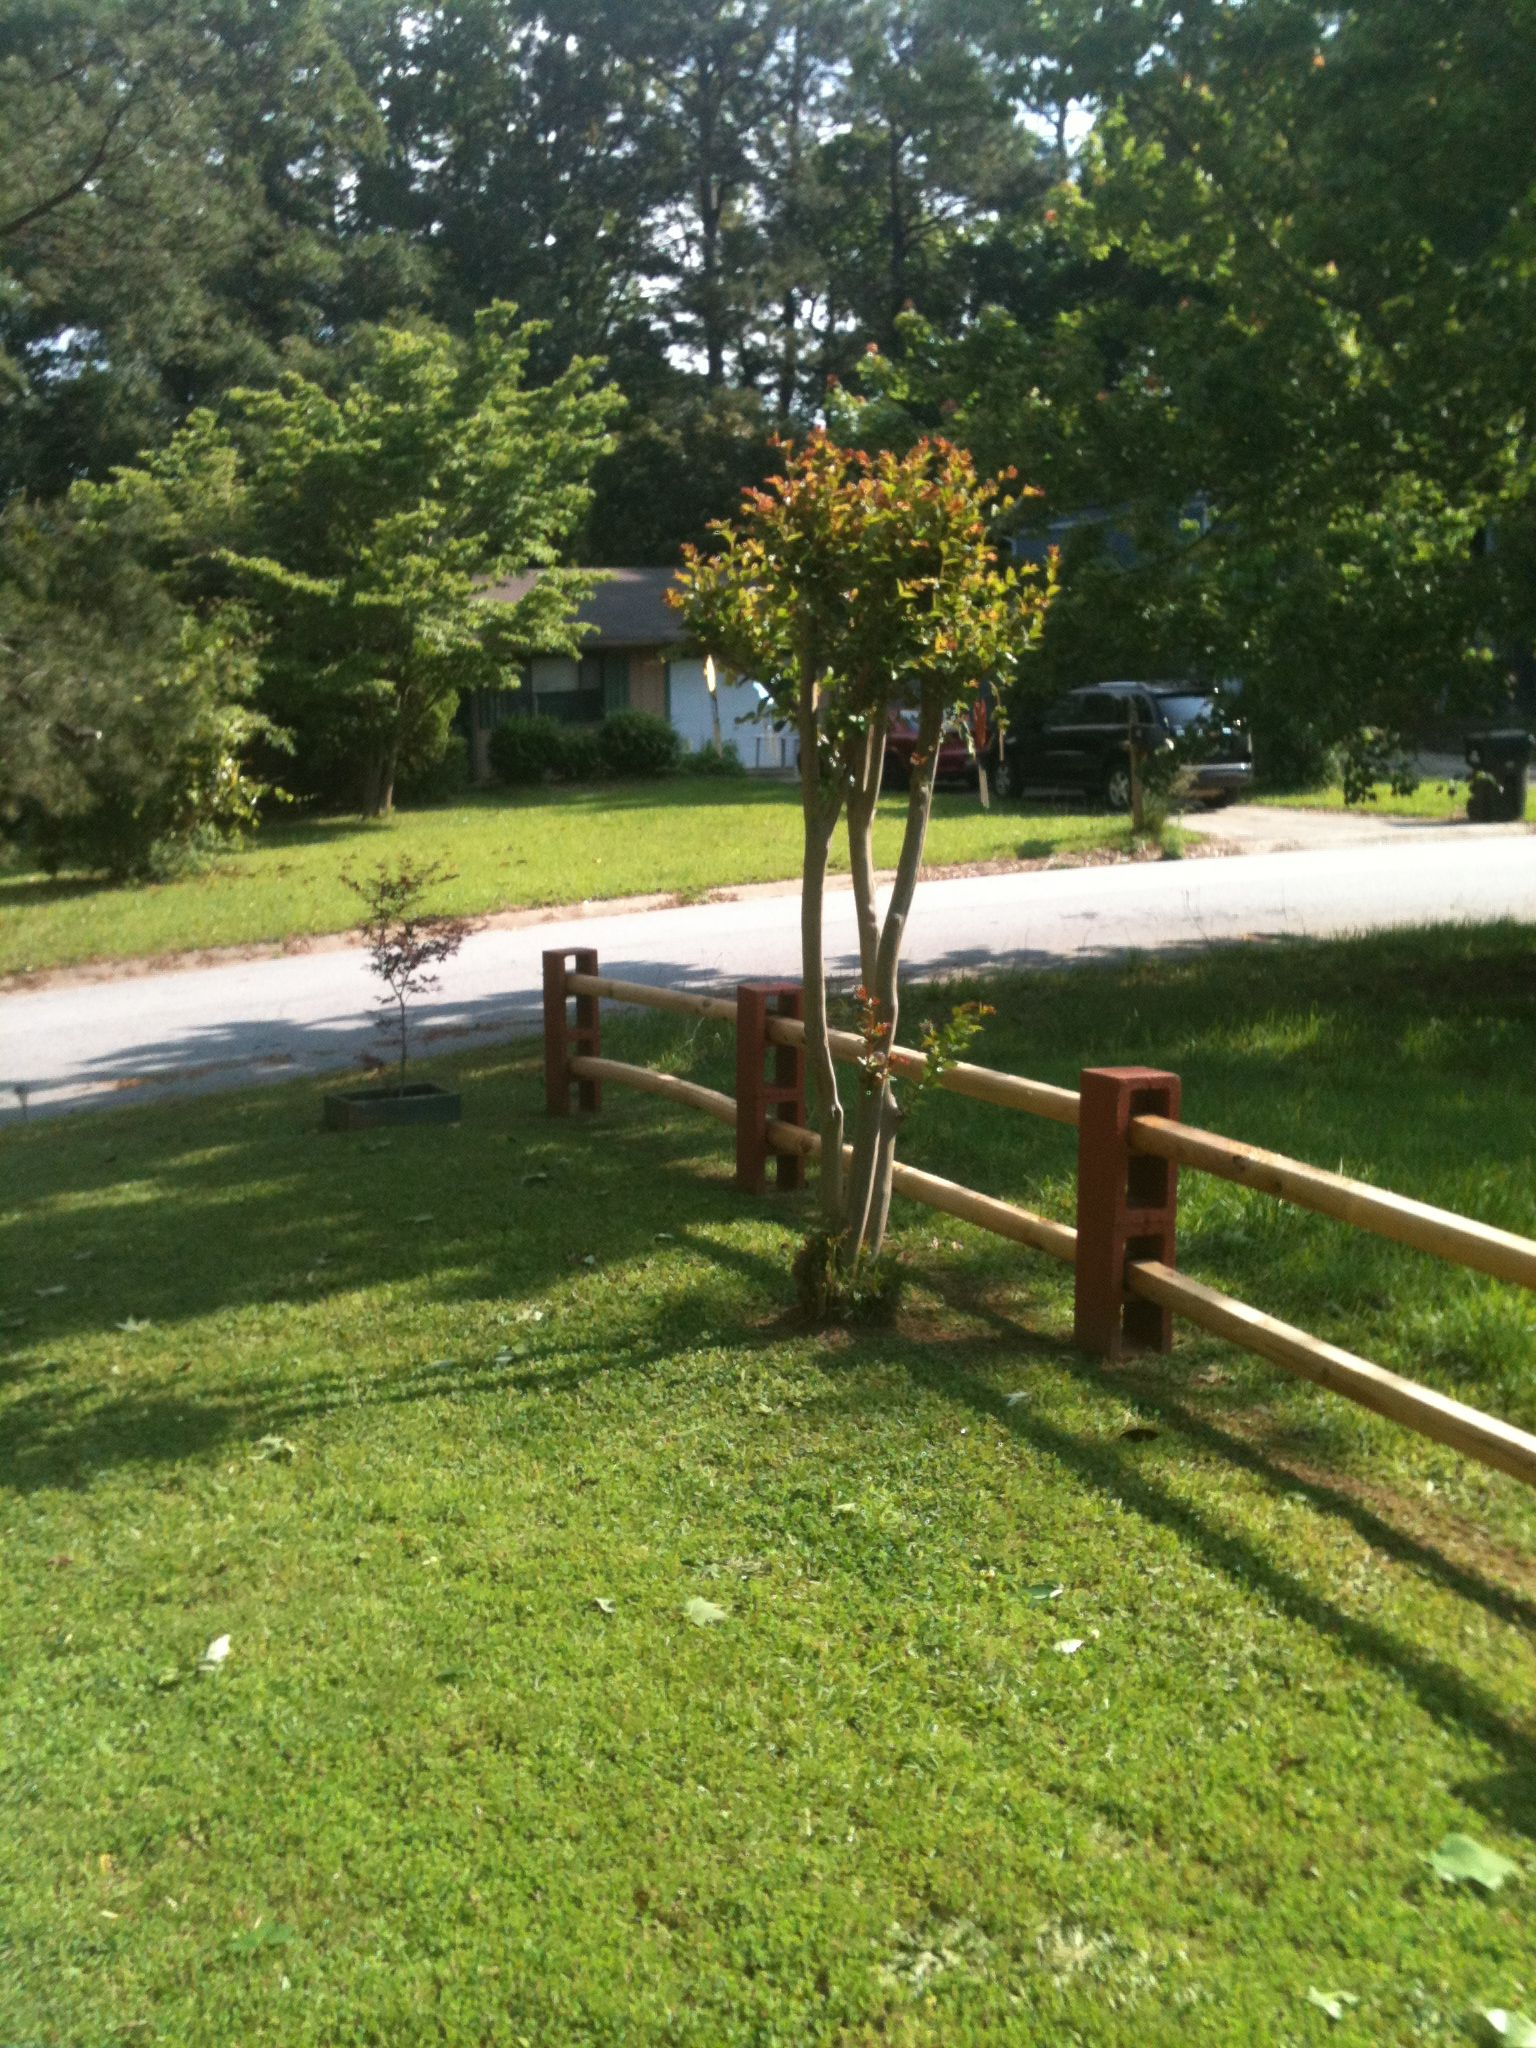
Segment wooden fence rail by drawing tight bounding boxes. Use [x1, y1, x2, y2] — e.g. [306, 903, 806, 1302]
[546, 950, 1536, 1493]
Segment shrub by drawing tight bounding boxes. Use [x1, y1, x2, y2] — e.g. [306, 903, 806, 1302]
[680, 741, 747, 777]
[0, 526, 279, 881]
[487, 715, 569, 786]
[555, 725, 603, 781]
[395, 733, 471, 805]
[597, 710, 681, 778]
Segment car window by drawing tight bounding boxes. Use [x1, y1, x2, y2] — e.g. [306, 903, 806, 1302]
[1079, 692, 1133, 725]
[1153, 693, 1213, 728]
[1042, 694, 1086, 726]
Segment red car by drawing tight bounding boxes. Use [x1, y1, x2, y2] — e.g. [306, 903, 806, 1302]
[881, 704, 987, 790]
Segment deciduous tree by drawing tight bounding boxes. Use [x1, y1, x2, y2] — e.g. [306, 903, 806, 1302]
[673, 432, 1049, 1292]
[76, 305, 621, 814]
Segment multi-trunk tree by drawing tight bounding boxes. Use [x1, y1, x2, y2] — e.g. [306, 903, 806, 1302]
[75, 306, 621, 814]
[674, 432, 1050, 1295]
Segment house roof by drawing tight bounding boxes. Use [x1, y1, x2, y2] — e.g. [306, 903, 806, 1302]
[482, 566, 689, 649]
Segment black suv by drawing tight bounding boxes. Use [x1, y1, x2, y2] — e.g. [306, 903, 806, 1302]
[992, 681, 1253, 810]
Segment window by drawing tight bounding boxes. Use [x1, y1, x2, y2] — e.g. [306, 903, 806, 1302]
[580, 651, 630, 717]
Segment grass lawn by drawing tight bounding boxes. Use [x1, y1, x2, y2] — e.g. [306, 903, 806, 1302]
[1256, 777, 1529, 821]
[4, 924, 1535, 2044]
[0, 781, 1132, 979]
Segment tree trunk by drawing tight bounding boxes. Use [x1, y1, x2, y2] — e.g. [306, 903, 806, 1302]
[839, 696, 943, 1268]
[885, 122, 909, 349]
[844, 723, 883, 989]
[797, 681, 844, 1228]
[701, 177, 726, 386]
[1128, 700, 1144, 831]
[360, 743, 398, 819]
[775, 16, 806, 419]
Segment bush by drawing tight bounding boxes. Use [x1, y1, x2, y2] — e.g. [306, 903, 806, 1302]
[555, 725, 603, 781]
[395, 733, 471, 805]
[0, 520, 278, 880]
[597, 710, 681, 778]
[680, 741, 747, 778]
[487, 716, 570, 786]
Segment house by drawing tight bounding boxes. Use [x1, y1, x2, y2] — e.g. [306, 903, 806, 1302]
[465, 566, 795, 777]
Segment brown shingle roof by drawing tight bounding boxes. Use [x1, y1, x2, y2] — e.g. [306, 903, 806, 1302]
[481, 566, 688, 648]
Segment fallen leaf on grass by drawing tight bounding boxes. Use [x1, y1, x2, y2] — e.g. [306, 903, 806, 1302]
[407, 1212, 434, 1224]
[35, 1284, 66, 1297]
[115, 1317, 152, 1333]
[1427, 1834, 1519, 1891]
[251, 1435, 297, 1463]
[197, 1635, 230, 1673]
[1483, 2012, 1536, 2045]
[653, 1232, 676, 1243]
[1054, 1638, 1084, 1655]
[593, 1598, 616, 1616]
[522, 1170, 551, 1185]
[684, 1597, 728, 1627]
[1306, 1988, 1359, 2021]
[1025, 1584, 1064, 1604]
[1004, 1390, 1029, 1408]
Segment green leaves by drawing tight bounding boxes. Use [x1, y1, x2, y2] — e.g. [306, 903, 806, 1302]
[1426, 1834, 1520, 1893]
[77, 307, 621, 815]
[684, 1597, 728, 1628]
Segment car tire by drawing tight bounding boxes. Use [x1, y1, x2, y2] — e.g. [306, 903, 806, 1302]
[1102, 764, 1133, 812]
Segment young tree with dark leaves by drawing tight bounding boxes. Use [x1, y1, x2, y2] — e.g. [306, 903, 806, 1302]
[673, 432, 1050, 1289]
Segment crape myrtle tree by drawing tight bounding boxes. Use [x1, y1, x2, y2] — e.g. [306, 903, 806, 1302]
[74, 305, 622, 814]
[673, 432, 1049, 1292]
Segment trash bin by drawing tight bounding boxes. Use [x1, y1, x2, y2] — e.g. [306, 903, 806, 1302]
[1465, 728, 1533, 821]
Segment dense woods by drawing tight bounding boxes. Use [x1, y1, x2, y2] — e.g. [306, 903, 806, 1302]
[4, 0, 1536, 850]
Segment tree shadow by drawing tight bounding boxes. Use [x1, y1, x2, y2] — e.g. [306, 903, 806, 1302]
[843, 1273, 1536, 1840]
[0, 872, 110, 912]
[0, 1065, 792, 1489]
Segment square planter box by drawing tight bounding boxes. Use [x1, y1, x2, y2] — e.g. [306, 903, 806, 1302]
[323, 1082, 462, 1131]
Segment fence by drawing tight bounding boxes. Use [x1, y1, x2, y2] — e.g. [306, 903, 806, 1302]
[542, 948, 1536, 1493]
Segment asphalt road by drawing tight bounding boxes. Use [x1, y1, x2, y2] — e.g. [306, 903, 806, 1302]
[4, 822, 1533, 1124]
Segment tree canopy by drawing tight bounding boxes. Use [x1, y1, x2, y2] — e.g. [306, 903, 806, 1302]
[75, 305, 620, 812]
[4, 0, 1534, 771]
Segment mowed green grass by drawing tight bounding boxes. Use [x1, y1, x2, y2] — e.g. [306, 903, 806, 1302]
[1257, 777, 1529, 821]
[4, 925, 1536, 2045]
[0, 781, 1128, 978]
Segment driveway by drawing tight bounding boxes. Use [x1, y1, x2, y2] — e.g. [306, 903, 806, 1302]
[4, 820, 1533, 1123]
[1189, 799, 1524, 854]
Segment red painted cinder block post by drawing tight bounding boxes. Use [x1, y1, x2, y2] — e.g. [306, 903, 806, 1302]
[735, 982, 806, 1193]
[1074, 1066, 1181, 1359]
[542, 947, 601, 1115]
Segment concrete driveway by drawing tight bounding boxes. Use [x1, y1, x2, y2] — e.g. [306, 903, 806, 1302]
[1190, 799, 1525, 854]
[3, 817, 1533, 1124]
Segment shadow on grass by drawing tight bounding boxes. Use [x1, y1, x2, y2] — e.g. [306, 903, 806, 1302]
[7, 1059, 1535, 1839]
[0, 872, 112, 912]
[0, 1072, 781, 1488]
[818, 1300, 1536, 1842]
